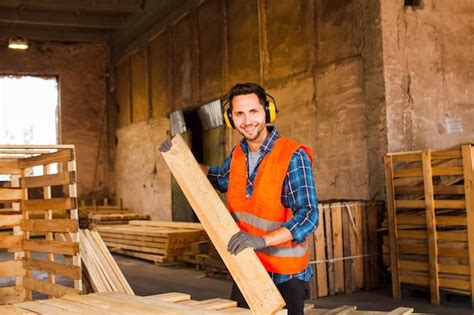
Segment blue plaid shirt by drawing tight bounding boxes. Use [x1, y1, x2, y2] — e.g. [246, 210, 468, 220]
[208, 127, 318, 285]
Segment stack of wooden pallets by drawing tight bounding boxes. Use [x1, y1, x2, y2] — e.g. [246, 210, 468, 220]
[310, 201, 381, 298]
[0, 145, 81, 303]
[384, 144, 474, 306]
[79, 199, 150, 229]
[95, 220, 209, 264]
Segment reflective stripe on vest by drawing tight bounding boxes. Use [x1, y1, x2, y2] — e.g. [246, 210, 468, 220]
[227, 135, 313, 274]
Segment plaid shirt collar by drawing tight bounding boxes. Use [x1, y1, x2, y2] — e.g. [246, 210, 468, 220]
[239, 126, 281, 156]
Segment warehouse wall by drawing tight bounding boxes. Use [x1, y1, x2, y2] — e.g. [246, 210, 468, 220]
[112, 0, 377, 220]
[381, 0, 474, 152]
[0, 42, 110, 201]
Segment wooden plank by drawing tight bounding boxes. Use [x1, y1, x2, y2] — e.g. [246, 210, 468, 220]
[23, 258, 81, 280]
[314, 205, 328, 297]
[109, 248, 175, 263]
[400, 260, 471, 275]
[129, 220, 205, 230]
[23, 239, 78, 255]
[13, 300, 77, 314]
[390, 152, 422, 162]
[422, 151, 440, 304]
[23, 277, 80, 297]
[191, 298, 237, 310]
[461, 144, 474, 307]
[145, 292, 191, 302]
[331, 203, 344, 293]
[0, 159, 21, 174]
[384, 155, 400, 299]
[21, 197, 76, 211]
[0, 260, 25, 277]
[432, 166, 464, 176]
[161, 134, 285, 314]
[308, 233, 318, 299]
[430, 149, 463, 160]
[342, 205, 352, 294]
[21, 219, 78, 233]
[388, 307, 414, 315]
[395, 185, 465, 195]
[367, 203, 379, 289]
[0, 188, 22, 202]
[37, 298, 118, 315]
[0, 305, 35, 314]
[324, 205, 335, 296]
[397, 215, 467, 226]
[351, 203, 364, 290]
[0, 214, 22, 228]
[325, 305, 356, 314]
[21, 171, 75, 188]
[395, 199, 466, 209]
[18, 149, 73, 168]
[0, 235, 23, 249]
[398, 230, 468, 241]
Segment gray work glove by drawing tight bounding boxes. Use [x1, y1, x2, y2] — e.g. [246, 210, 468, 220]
[159, 138, 172, 152]
[227, 231, 266, 255]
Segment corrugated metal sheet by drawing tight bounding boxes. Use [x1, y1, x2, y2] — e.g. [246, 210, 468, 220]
[170, 110, 187, 136]
[198, 99, 223, 131]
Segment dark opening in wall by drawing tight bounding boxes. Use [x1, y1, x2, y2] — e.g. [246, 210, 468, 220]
[404, 0, 422, 7]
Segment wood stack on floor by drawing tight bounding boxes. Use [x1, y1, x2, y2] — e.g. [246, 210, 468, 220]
[95, 220, 209, 265]
[57, 229, 134, 295]
[2, 291, 426, 314]
[0, 145, 81, 303]
[79, 199, 150, 229]
[310, 201, 381, 298]
[384, 144, 474, 306]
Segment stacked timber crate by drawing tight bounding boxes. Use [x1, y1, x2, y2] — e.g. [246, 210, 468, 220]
[0, 145, 81, 303]
[79, 199, 150, 229]
[384, 143, 474, 306]
[310, 201, 381, 298]
[95, 220, 209, 264]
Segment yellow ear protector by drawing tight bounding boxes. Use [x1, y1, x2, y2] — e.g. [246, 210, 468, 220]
[223, 93, 278, 129]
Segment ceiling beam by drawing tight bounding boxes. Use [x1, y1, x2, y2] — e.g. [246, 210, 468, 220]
[0, 24, 109, 42]
[0, 7, 126, 29]
[111, 0, 204, 64]
[0, 0, 145, 13]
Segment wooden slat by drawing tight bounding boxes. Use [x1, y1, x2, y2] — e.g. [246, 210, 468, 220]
[145, 292, 191, 302]
[395, 185, 465, 195]
[0, 305, 35, 314]
[37, 298, 116, 315]
[388, 307, 414, 315]
[13, 300, 80, 314]
[0, 159, 21, 174]
[324, 205, 335, 295]
[332, 203, 344, 293]
[23, 258, 81, 280]
[21, 197, 76, 211]
[314, 205, 328, 297]
[23, 239, 78, 255]
[461, 144, 474, 307]
[18, 149, 73, 168]
[393, 168, 423, 178]
[23, 277, 80, 298]
[0, 260, 25, 277]
[0, 214, 22, 227]
[129, 220, 204, 230]
[395, 199, 466, 209]
[161, 134, 285, 315]
[342, 205, 352, 294]
[390, 152, 422, 162]
[398, 230, 467, 241]
[0, 188, 22, 202]
[352, 204, 364, 290]
[422, 151, 440, 304]
[367, 204, 379, 289]
[21, 171, 75, 188]
[394, 167, 463, 177]
[325, 305, 356, 314]
[0, 235, 23, 249]
[384, 155, 400, 299]
[21, 219, 78, 233]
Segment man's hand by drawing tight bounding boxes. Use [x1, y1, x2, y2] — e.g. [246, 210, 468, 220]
[159, 138, 172, 152]
[227, 231, 266, 255]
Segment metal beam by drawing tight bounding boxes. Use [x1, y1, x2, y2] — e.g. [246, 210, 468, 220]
[0, 7, 126, 29]
[0, 0, 144, 13]
[111, 0, 203, 64]
[0, 24, 109, 42]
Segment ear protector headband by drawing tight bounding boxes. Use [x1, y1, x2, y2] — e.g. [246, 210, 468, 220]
[223, 92, 278, 129]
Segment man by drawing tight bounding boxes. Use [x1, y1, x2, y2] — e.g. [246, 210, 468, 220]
[161, 83, 318, 315]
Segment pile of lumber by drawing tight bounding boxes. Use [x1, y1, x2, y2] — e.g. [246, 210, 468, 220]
[57, 230, 134, 295]
[3, 291, 426, 314]
[79, 199, 150, 229]
[384, 144, 474, 305]
[95, 220, 209, 264]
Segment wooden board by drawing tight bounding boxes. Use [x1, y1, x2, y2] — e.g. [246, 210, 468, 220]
[161, 134, 285, 315]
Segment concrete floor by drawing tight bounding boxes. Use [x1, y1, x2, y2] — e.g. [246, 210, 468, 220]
[114, 254, 474, 315]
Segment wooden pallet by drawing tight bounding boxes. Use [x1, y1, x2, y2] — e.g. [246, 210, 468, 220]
[2, 291, 425, 314]
[0, 145, 81, 304]
[95, 221, 209, 264]
[310, 201, 381, 298]
[384, 144, 474, 307]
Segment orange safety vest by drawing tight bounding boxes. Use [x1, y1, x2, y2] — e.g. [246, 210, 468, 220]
[227, 135, 313, 274]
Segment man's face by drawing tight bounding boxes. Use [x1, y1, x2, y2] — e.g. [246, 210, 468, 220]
[231, 93, 267, 143]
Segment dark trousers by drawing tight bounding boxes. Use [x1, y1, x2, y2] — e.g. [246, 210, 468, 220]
[230, 278, 306, 315]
